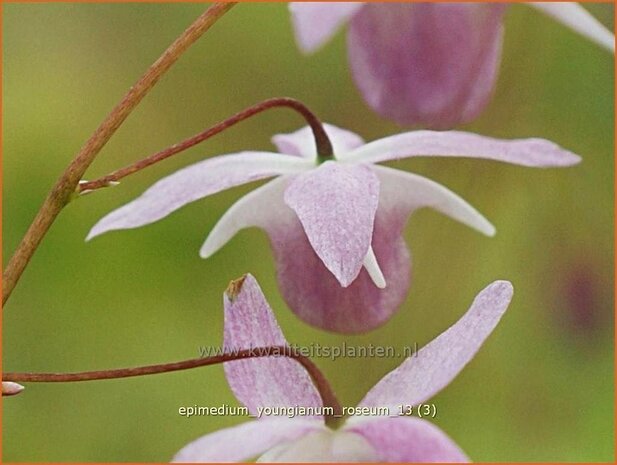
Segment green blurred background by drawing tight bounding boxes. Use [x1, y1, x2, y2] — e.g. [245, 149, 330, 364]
[2, 2, 614, 462]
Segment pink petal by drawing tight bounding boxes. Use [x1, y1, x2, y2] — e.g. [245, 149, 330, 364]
[347, 3, 506, 128]
[172, 418, 323, 463]
[358, 281, 513, 411]
[202, 175, 409, 333]
[343, 130, 582, 167]
[272, 123, 365, 159]
[86, 152, 313, 240]
[346, 417, 469, 463]
[529, 2, 614, 53]
[223, 274, 323, 415]
[272, 192, 411, 333]
[289, 2, 364, 53]
[284, 161, 380, 287]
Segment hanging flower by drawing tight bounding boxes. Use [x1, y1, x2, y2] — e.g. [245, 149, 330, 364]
[289, 2, 615, 128]
[88, 123, 578, 333]
[173, 274, 514, 462]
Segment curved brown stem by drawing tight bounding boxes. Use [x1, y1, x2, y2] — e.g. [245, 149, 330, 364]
[78, 97, 333, 194]
[4, 346, 342, 426]
[2, 3, 236, 306]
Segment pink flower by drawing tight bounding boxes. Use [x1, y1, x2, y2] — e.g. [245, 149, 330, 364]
[173, 274, 514, 462]
[88, 124, 579, 333]
[289, 2, 615, 128]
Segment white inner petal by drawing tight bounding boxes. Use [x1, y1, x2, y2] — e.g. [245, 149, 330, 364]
[373, 165, 496, 237]
[529, 2, 615, 53]
[200, 177, 289, 258]
[257, 429, 377, 463]
[363, 246, 386, 289]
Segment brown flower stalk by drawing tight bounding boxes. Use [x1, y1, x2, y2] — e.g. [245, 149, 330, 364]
[78, 97, 333, 194]
[4, 346, 343, 426]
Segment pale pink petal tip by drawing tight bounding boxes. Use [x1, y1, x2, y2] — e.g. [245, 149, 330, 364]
[289, 2, 364, 53]
[2, 381, 25, 396]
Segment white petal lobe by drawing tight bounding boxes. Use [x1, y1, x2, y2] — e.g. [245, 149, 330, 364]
[363, 246, 387, 289]
[374, 165, 495, 237]
[530, 2, 615, 53]
[200, 177, 290, 258]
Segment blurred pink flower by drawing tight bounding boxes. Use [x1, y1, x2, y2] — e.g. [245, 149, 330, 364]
[173, 274, 514, 462]
[88, 124, 578, 333]
[289, 2, 615, 128]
